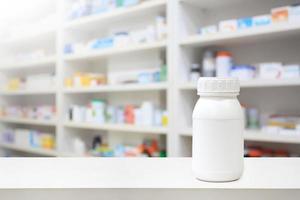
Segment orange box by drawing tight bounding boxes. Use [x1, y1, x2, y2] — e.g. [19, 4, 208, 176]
[272, 6, 289, 23]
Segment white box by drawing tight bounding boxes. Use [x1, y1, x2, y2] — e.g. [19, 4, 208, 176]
[289, 4, 300, 23]
[282, 64, 300, 79]
[259, 62, 283, 79]
[200, 25, 218, 35]
[15, 129, 30, 147]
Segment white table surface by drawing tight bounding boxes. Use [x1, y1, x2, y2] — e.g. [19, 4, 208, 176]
[0, 157, 299, 189]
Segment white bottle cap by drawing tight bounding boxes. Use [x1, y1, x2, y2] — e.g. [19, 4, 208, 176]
[197, 77, 240, 95]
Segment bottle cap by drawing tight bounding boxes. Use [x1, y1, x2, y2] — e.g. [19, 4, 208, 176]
[197, 77, 240, 95]
[217, 51, 232, 57]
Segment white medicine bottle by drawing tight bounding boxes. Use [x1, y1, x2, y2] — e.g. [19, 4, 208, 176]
[192, 78, 244, 182]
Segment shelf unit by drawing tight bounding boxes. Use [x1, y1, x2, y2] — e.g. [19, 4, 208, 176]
[0, 0, 300, 157]
[174, 0, 300, 156]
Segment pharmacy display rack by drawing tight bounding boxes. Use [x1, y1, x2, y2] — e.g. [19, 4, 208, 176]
[0, 0, 300, 157]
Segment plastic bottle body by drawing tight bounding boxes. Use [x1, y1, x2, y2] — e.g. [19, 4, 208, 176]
[192, 95, 244, 182]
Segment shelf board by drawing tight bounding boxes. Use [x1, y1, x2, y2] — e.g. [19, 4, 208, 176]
[0, 117, 56, 127]
[179, 79, 300, 90]
[64, 121, 168, 134]
[180, 128, 300, 144]
[0, 143, 58, 156]
[0, 56, 56, 71]
[64, 41, 166, 62]
[0, 89, 56, 96]
[64, 83, 167, 94]
[241, 79, 300, 88]
[65, 0, 167, 30]
[181, 23, 300, 47]
[180, 0, 262, 9]
[178, 82, 197, 90]
[2, 28, 56, 46]
[244, 130, 300, 144]
[180, 128, 193, 136]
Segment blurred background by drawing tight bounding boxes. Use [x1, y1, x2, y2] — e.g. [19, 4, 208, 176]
[0, 0, 299, 157]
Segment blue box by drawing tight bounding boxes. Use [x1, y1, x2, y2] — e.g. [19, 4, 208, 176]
[91, 37, 114, 49]
[238, 18, 253, 30]
[64, 44, 73, 54]
[253, 15, 271, 27]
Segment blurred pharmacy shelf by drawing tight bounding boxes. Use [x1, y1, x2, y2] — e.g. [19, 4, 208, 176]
[0, 117, 56, 127]
[180, 128, 300, 144]
[178, 79, 300, 90]
[0, 56, 56, 71]
[181, 23, 300, 47]
[1, 0, 300, 157]
[65, 0, 167, 30]
[0, 143, 58, 157]
[64, 41, 166, 62]
[64, 121, 168, 135]
[64, 83, 167, 94]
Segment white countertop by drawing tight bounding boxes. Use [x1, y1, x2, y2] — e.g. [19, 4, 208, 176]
[0, 157, 299, 189]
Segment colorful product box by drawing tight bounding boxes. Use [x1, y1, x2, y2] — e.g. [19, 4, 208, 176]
[90, 37, 114, 49]
[219, 19, 238, 33]
[271, 6, 289, 23]
[253, 15, 271, 27]
[92, 0, 116, 14]
[123, 0, 140, 7]
[238, 18, 253, 30]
